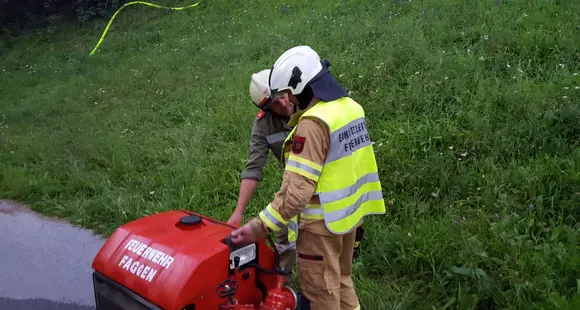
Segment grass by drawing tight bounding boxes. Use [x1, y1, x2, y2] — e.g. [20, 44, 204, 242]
[1, 0, 580, 308]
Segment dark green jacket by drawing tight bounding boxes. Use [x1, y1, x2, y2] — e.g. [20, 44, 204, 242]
[240, 112, 292, 181]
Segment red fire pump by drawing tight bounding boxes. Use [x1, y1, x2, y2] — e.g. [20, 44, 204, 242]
[91, 210, 309, 309]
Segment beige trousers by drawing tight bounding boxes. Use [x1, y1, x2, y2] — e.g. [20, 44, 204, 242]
[295, 227, 360, 310]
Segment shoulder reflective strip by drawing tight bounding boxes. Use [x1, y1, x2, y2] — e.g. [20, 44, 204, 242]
[324, 190, 384, 222]
[327, 117, 373, 163]
[286, 159, 321, 181]
[320, 172, 380, 203]
[266, 131, 291, 144]
[289, 155, 323, 172]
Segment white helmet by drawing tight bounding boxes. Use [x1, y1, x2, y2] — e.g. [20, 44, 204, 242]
[249, 69, 272, 110]
[268, 46, 323, 99]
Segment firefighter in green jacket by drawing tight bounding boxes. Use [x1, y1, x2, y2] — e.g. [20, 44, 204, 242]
[227, 69, 296, 281]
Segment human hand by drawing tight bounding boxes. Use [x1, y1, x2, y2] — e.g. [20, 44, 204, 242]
[230, 218, 268, 245]
[227, 211, 243, 227]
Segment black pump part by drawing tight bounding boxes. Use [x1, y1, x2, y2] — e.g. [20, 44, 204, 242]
[216, 279, 238, 298]
[179, 215, 202, 226]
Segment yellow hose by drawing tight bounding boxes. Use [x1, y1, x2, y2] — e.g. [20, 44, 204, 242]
[89, 1, 202, 56]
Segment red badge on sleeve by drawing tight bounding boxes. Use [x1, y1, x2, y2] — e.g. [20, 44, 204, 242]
[292, 136, 306, 154]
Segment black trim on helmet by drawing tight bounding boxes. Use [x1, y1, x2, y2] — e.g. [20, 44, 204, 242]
[288, 66, 303, 89]
[267, 59, 340, 111]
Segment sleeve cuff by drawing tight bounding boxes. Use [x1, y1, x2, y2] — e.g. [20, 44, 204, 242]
[258, 203, 288, 232]
[240, 169, 263, 181]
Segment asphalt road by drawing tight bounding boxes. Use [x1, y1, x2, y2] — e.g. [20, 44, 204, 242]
[0, 200, 105, 310]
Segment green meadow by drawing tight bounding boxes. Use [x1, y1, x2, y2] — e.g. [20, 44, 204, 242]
[1, 0, 579, 308]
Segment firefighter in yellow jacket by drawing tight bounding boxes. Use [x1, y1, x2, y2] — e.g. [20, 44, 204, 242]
[231, 46, 386, 310]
